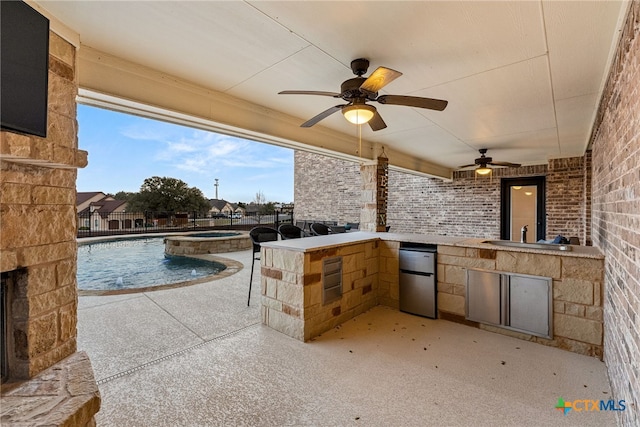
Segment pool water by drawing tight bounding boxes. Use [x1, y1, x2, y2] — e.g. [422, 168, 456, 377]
[77, 237, 226, 291]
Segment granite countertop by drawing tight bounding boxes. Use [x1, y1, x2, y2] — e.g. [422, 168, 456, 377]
[260, 231, 380, 252]
[261, 231, 604, 259]
[453, 238, 604, 259]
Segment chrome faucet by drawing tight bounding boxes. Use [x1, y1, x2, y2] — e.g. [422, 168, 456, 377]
[520, 225, 528, 243]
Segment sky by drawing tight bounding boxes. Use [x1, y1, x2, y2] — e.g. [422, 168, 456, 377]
[77, 105, 294, 203]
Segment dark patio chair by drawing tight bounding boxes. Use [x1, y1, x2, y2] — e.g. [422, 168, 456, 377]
[248, 226, 281, 306]
[310, 222, 331, 236]
[346, 222, 359, 230]
[278, 223, 307, 239]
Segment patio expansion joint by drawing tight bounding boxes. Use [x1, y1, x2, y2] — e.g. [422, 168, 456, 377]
[143, 293, 207, 341]
[95, 322, 261, 386]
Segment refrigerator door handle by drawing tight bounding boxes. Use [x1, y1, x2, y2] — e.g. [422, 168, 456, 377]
[400, 270, 433, 276]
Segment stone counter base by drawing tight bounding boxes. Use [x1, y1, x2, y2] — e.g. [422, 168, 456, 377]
[262, 236, 605, 359]
[1, 351, 100, 426]
[261, 241, 380, 341]
[437, 245, 604, 359]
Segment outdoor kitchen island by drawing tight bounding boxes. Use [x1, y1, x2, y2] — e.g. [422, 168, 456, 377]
[259, 232, 605, 359]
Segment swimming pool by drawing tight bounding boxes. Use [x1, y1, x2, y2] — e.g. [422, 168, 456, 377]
[77, 237, 226, 292]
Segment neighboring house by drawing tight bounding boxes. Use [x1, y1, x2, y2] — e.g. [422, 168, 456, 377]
[76, 191, 108, 214]
[76, 192, 142, 230]
[208, 199, 235, 217]
[243, 202, 260, 215]
[230, 203, 246, 217]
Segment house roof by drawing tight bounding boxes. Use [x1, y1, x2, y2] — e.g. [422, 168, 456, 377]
[76, 191, 105, 205]
[78, 195, 127, 217]
[209, 199, 232, 210]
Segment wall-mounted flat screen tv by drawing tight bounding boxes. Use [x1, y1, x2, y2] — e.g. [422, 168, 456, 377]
[1, 1, 50, 138]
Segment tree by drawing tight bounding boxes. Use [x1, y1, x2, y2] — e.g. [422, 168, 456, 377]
[127, 176, 210, 213]
[251, 191, 277, 224]
[112, 191, 136, 201]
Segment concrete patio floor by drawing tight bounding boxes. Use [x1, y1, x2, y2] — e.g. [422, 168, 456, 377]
[78, 248, 616, 426]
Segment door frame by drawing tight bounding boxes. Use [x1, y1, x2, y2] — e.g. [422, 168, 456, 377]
[500, 176, 546, 241]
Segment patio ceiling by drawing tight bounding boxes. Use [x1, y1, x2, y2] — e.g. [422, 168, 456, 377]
[34, 1, 628, 179]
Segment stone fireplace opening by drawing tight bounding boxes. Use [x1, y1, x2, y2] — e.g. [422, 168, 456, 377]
[0, 268, 25, 384]
[1, 271, 9, 383]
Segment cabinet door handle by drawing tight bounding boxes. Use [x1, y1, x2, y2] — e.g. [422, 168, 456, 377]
[501, 275, 510, 326]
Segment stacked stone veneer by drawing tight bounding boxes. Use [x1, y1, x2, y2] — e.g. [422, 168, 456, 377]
[436, 245, 605, 359]
[590, 1, 640, 424]
[0, 27, 100, 425]
[260, 240, 379, 341]
[295, 151, 591, 243]
[377, 241, 399, 309]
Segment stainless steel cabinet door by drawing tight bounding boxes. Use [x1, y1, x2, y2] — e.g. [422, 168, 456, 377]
[466, 270, 501, 325]
[399, 272, 435, 318]
[508, 275, 551, 338]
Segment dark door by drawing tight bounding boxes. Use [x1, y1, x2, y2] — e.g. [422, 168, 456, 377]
[501, 177, 546, 242]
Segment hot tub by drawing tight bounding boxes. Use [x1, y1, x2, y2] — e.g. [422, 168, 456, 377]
[164, 231, 251, 256]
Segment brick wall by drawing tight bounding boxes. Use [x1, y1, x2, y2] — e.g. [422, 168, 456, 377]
[388, 166, 547, 238]
[295, 151, 588, 241]
[547, 157, 588, 242]
[584, 151, 593, 246]
[590, 1, 640, 424]
[294, 151, 361, 224]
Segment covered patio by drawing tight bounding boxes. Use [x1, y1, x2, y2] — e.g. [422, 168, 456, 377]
[1, 1, 638, 425]
[78, 249, 614, 426]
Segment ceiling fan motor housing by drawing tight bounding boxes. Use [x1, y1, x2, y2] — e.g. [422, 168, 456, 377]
[341, 77, 375, 100]
[350, 58, 370, 76]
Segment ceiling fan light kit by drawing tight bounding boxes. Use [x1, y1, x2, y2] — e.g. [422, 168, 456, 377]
[279, 58, 447, 131]
[342, 104, 375, 124]
[459, 148, 522, 177]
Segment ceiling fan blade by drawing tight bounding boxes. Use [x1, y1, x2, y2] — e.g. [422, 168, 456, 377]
[458, 163, 477, 169]
[489, 161, 521, 168]
[368, 110, 387, 131]
[359, 67, 402, 94]
[300, 105, 344, 128]
[279, 90, 340, 97]
[377, 95, 448, 111]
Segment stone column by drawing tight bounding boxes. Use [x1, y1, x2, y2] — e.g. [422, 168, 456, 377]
[360, 155, 389, 232]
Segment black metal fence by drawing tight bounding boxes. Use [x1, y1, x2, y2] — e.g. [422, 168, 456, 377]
[77, 210, 293, 238]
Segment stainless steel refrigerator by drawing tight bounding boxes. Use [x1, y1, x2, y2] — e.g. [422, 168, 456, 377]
[399, 244, 437, 318]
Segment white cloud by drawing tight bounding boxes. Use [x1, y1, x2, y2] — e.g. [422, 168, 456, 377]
[149, 129, 291, 174]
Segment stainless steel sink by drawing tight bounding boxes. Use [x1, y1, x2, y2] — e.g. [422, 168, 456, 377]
[483, 240, 572, 251]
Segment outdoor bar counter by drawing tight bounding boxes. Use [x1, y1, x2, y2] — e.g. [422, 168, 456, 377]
[260, 232, 605, 358]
